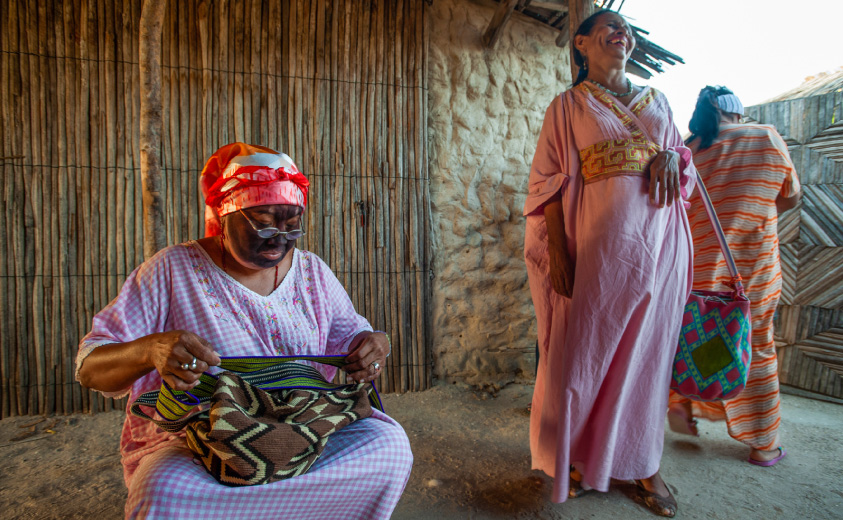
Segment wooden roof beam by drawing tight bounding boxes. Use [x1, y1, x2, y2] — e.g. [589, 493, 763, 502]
[530, 0, 568, 11]
[567, 0, 595, 80]
[483, 0, 519, 49]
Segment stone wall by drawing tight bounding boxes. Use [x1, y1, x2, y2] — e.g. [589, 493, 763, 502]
[428, 0, 570, 386]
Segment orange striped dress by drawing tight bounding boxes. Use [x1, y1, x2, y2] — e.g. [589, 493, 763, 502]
[670, 123, 800, 451]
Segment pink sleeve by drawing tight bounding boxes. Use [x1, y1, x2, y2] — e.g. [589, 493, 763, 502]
[311, 256, 372, 356]
[524, 95, 572, 216]
[661, 97, 697, 202]
[75, 249, 173, 395]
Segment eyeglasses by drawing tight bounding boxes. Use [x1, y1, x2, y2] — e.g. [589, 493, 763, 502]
[238, 209, 306, 240]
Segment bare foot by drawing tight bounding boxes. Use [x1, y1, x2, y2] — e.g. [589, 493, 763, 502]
[667, 401, 699, 437]
[748, 447, 787, 466]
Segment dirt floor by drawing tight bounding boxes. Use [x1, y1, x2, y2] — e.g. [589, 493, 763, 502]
[1, 383, 841, 519]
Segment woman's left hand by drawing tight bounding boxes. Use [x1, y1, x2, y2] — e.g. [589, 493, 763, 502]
[648, 150, 681, 207]
[343, 331, 389, 384]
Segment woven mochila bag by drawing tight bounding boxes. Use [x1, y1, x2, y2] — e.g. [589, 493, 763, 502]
[671, 173, 752, 402]
[130, 355, 383, 486]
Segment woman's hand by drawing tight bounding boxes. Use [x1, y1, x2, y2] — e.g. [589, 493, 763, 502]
[78, 330, 220, 393]
[548, 239, 574, 297]
[343, 331, 389, 384]
[648, 150, 681, 207]
[146, 331, 221, 391]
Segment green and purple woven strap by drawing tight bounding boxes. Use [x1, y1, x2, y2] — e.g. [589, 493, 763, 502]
[130, 355, 384, 433]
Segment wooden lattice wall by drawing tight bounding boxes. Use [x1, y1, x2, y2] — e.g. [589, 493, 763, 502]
[747, 91, 843, 399]
[0, 0, 430, 417]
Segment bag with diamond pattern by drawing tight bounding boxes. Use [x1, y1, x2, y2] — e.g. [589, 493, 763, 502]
[670, 172, 752, 402]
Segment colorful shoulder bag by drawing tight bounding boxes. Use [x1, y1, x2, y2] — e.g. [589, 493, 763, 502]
[130, 355, 384, 486]
[671, 173, 752, 401]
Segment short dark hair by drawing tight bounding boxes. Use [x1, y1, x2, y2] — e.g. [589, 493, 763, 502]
[687, 85, 734, 149]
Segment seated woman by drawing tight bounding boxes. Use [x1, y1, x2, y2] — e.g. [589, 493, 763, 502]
[76, 142, 413, 519]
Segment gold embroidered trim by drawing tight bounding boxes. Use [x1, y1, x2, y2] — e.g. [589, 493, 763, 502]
[576, 83, 661, 184]
[579, 138, 660, 184]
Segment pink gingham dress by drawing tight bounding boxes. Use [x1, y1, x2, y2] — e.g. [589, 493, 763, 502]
[76, 243, 413, 519]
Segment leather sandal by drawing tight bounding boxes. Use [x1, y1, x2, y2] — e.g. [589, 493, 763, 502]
[568, 466, 592, 499]
[633, 479, 677, 517]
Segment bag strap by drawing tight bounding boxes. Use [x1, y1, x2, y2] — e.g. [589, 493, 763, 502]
[694, 171, 746, 295]
[130, 355, 384, 433]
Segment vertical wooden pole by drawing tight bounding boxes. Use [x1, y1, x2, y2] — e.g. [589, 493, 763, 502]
[139, 0, 167, 259]
[568, 0, 595, 82]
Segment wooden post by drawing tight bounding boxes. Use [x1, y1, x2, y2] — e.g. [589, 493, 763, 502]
[568, 0, 595, 81]
[139, 0, 167, 259]
[482, 0, 518, 49]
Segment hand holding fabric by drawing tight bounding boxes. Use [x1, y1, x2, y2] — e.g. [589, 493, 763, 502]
[648, 150, 681, 207]
[343, 331, 389, 384]
[146, 330, 221, 391]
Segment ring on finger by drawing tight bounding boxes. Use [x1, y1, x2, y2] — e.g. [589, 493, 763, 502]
[189, 356, 197, 370]
[181, 362, 190, 370]
[371, 361, 381, 371]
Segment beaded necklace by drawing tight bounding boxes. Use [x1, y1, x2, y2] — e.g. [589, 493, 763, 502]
[587, 77, 634, 97]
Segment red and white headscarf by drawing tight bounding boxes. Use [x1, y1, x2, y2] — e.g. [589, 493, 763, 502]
[200, 142, 309, 237]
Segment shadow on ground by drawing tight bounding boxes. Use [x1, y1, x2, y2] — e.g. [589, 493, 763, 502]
[1, 383, 841, 519]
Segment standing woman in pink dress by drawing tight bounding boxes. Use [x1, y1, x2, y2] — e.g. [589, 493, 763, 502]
[524, 10, 695, 517]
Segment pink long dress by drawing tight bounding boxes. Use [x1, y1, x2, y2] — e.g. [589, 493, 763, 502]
[524, 83, 695, 502]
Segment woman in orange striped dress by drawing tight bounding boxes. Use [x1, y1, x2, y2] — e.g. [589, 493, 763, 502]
[668, 86, 801, 466]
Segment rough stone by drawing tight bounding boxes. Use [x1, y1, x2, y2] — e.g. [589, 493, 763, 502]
[429, 0, 569, 385]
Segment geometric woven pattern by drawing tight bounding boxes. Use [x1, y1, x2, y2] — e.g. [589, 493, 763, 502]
[793, 245, 843, 308]
[130, 355, 384, 431]
[185, 372, 372, 486]
[774, 306, 843, 399]
[801, 184, 843, 246]
[671, 292, 752, 402]
[748, 87, 843, 400]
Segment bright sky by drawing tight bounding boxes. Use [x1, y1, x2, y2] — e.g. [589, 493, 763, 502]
[619, 0, 843, 134]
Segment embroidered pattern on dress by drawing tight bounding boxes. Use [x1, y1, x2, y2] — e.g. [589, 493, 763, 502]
[577, 83, 661, 184]
[188, 245, 282, 338]
[579, 138, 660, 184]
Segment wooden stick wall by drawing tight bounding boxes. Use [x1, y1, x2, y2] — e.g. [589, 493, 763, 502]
[0, 0, 430, 417]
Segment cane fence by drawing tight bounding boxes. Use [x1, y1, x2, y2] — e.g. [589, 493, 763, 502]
[0, 0, 430, 417]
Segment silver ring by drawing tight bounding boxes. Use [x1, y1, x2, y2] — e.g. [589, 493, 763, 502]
[181, 362, 190, 370]
[189, 356, 197, 370]
[372, 361, 381, 371]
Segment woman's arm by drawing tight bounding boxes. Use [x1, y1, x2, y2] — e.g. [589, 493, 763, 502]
[544, 197, 574, 297]
[78, 331, 220, 393]
[776, 191, 801, 214]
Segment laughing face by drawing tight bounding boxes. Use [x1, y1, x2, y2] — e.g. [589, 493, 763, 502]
[222, 204, 303, 271]
[576, 12, 636, 65]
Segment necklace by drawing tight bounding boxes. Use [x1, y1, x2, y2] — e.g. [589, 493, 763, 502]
[588, 77, 634, 97]
[220, 235, 280, 290]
